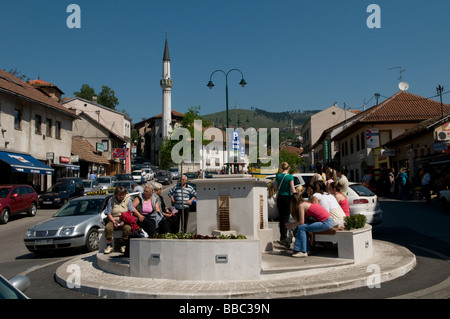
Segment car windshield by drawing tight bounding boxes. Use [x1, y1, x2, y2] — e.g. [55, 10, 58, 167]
[0, 276, 27, 299]
[157, 172, 167, 176]
[0, 188, 12, 198]
[117, 174, 133, 180]
[97, 177, 111, 183]
[168, 168, 178, 172]
[349, 184, 375, 197]
[54, 198, 105, 217]
[46, 183, 73, 193]
[83, 181, 92, 187]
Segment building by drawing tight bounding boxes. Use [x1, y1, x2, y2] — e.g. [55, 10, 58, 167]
[301, 104, 357, 170]
[0, 69, 78, 191]
[332, 90, 450, 182]
[71, 112, 127, 177]
[63, 96, 132, 172]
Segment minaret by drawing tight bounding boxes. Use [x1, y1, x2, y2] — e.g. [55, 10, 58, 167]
[160, 35, 173, 140]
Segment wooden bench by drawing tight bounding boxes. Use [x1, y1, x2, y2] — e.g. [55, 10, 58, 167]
[313, 225, 373, 264]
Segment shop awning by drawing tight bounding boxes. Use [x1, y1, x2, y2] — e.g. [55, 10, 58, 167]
[0, 151, 54, 175]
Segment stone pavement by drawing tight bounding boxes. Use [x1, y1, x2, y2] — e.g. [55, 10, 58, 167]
[55, 239, 417, 299]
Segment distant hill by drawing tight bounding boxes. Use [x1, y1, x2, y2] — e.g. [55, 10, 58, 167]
[201, 108, 320, 129]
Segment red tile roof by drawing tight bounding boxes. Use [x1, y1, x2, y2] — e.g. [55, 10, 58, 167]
[360, 91, 450, 123]
[71, 136, 110, 165]
[29, 79, 64, 94]
[0, 69, 75, 117]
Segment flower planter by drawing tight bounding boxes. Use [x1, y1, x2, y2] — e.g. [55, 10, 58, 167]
[129, 238, 261, 281]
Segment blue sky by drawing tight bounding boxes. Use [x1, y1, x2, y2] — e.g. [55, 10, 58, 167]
[1, 0, 450, 123]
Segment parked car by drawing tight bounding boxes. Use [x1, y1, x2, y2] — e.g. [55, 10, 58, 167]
[185, 172, 198, 180]
[96, 176, 117, 189]
[0, 184, 38, 224]
[0, 274, 30, 299]
[39, 180, 84, 208]
[25, 194, 113, 254]
[82, 179, 99, 194]
[439, 189, 450, 212]
[155, 170, 172, 185]
[346, 182, 383, 225]
[131, 170, 146, 183]
[362, 168, 391, 196]
[205, 171, 219, 179]
[143, 168, 155, 181]
[115, 173, 134, 181]
[112, 180, 139, 192]
[168, 167, 180, 180]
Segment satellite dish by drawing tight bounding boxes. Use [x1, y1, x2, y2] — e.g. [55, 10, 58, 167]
[399, 81, 409, 91]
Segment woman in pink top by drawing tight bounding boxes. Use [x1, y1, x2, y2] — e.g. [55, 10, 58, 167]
[286, 190, 334, 257]
[329, 182, 350, 217]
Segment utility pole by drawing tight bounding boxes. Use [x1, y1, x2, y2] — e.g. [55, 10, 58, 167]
[375, 93, 380, 106]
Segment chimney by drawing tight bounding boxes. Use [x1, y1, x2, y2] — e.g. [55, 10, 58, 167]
[92, 95, 98, 103]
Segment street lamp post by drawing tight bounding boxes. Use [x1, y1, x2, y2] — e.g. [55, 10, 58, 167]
[207, 69, 247, 174]
[207, 69, 247, 129]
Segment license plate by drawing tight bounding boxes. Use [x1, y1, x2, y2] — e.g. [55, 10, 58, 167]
[43, 201, 52, 205]
[35, 239, 53, 245]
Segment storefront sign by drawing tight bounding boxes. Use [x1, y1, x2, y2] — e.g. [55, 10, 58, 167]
[60, 156, 70, 163]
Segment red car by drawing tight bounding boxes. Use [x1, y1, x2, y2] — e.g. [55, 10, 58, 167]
[0, 185, 38, 224]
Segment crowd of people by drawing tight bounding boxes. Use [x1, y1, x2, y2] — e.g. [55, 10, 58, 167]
[270, 162, 351, 258]
[103, 174, 197, 256]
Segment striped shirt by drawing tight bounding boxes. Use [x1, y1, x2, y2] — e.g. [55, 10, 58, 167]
[168, 183, 197, 209]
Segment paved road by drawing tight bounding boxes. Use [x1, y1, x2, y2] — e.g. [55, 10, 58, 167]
[1, 191, 449, 299]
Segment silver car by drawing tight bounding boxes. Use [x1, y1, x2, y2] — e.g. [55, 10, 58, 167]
[24, 194, 112, 254]
[95, 176, 117, 190]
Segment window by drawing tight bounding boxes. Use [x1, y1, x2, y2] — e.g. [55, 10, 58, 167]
[35, 114, 42, 134]
[46, 118, 52, 137]
[55, 121, 61, 139]
[102, 140, 109, 151]
[14, 109, 22, 130]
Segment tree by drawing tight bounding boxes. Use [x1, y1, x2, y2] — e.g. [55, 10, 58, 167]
[74, 84, 95, 101]
[98, 85, 119, 110]
[158, 106, 211, 170]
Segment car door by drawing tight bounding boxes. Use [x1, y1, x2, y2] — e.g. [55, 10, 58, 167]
[9, 187, 25, 214]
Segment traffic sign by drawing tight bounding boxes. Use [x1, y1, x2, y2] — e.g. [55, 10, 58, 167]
[112, 148, 126, 159]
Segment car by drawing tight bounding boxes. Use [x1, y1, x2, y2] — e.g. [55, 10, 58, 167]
[143, 168, 155, 181]
[185, 172, 198, 180]
[439, 189, 450, 212]
[346, 182, 383, 225]
[0, 185, 38, 224]
[362, 168, 391, 196]
[0, 274, 30, 299]
[112, 180, 139, 192]
[38, 180, 84, 208]
[168, 167, 180, 180]
[24, 193, 113, 254]
[115, 173, 134, 181]
[131, 170, 146, 183]
[95, 175, 117, 189]
[205, 171, 219, 179]
[155, 170, 172, 185]
[82, 179, 99, 194]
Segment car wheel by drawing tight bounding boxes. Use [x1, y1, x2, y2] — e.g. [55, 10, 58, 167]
[0, 208, 9, 224]
[85, 228, 99, 252]
[27, 203, 37, 217]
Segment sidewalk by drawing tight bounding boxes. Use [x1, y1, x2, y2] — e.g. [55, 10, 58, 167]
[55, 239, 417, 299]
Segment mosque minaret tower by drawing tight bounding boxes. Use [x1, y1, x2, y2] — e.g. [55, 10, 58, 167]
[160, 35, 173, 140]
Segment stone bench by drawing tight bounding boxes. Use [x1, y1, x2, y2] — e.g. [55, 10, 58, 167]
[98, 229, 125, 253]
[314, 224, 373, 264]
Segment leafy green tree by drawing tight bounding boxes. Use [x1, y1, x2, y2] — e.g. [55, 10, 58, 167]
[98, 85, 119, 109]
[158, 106, 211, 170]
[74, 84, 95, 101]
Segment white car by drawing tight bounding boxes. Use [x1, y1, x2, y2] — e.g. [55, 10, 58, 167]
[346, 182, 383, 225]
[132, 170, 146, 183]
[266, 175, 383, 225]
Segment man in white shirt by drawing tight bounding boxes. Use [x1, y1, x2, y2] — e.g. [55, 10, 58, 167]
[336, 167, 349, 195]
